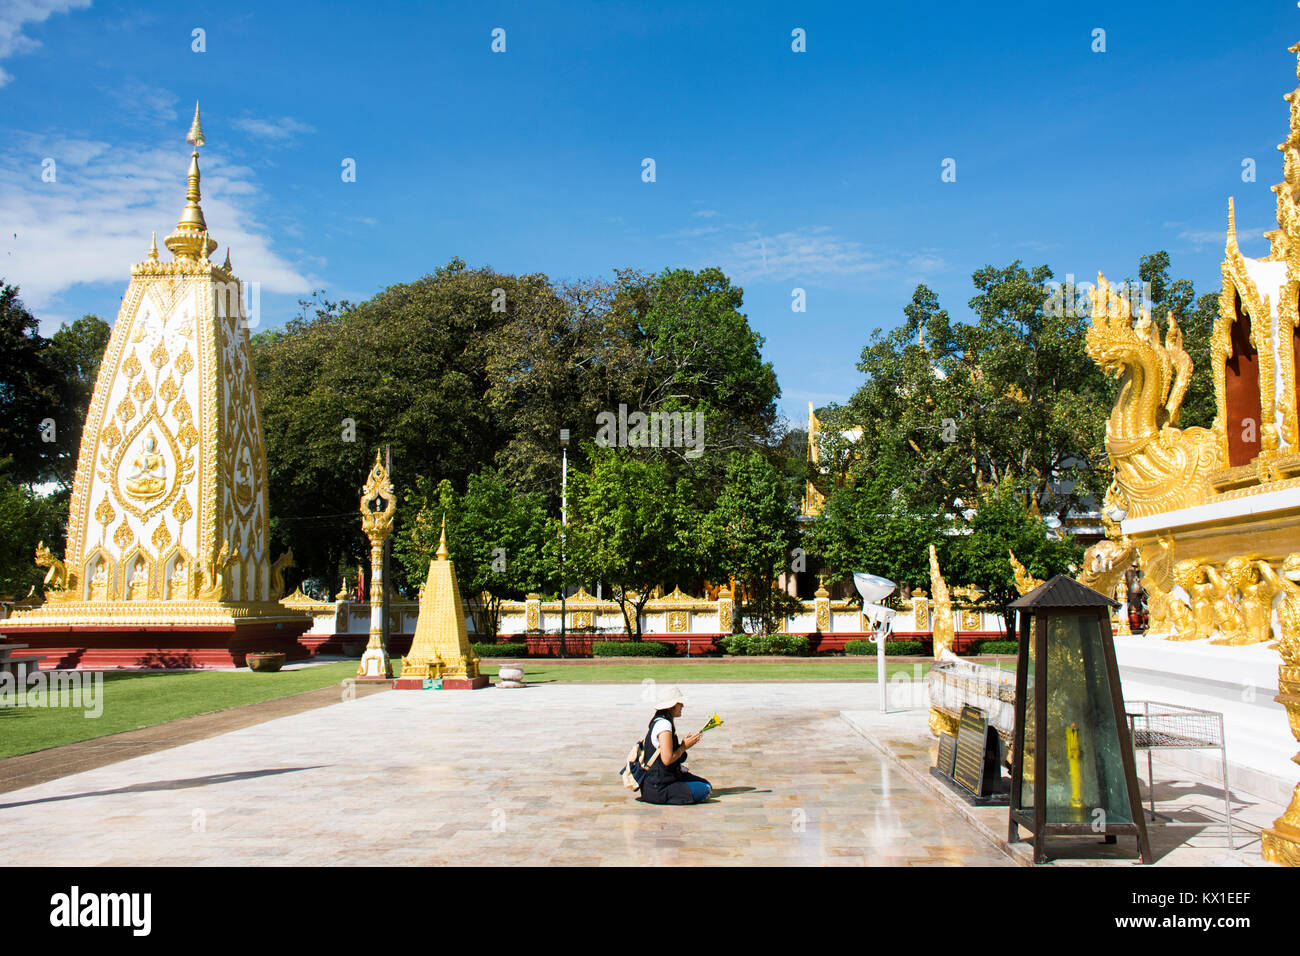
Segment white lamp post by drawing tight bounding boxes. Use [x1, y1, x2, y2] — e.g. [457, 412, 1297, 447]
[854, 573, 897, 714]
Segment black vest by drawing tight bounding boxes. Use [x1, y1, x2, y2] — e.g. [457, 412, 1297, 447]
[641, 713, 686, 799]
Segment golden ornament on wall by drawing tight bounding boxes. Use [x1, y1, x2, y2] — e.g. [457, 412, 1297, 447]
[116, 395, 137, 423]
[668, 610, 689, 633]
[94, 495, 116, 528]
[151, 521, 172, 552]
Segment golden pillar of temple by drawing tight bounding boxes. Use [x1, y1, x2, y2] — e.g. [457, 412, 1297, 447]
[357, 452, 395, 679]
[393, 515, 487, 690]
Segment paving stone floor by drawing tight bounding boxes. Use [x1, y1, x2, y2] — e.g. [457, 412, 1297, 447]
[0, 682, 1015, 866]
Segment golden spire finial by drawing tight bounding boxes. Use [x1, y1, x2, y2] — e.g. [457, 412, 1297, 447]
[186, 102, 206, 148]
[222, 248, 231, 271]
[165, 101, 217, 261]
[148, 231, 158, 260]
[436, 512, 450, 560]
[1226, 196, 1238, 252]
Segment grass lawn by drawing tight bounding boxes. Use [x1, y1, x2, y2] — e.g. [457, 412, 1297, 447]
[0, 656, 1012, 760]
[0, 661, 363, 759]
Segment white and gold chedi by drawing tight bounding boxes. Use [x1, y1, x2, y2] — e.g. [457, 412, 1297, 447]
[9, 105, 295, 628]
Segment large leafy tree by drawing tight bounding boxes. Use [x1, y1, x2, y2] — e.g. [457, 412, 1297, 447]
[0, 281, 62, 484]
[253, 260, 521, 585]
[945, 478, 1084, 636]
[254, 261, 784, 591]
[0, 456, 66, 599]
[805, 431, 947, 596]
[565, 449, 706, 640]
[704, 450, 801, 635]
[45, 314, 112, 488]
[827, 263, 1112, 526]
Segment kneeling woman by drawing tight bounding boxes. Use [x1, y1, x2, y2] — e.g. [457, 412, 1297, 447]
[640, 686, 712, 805]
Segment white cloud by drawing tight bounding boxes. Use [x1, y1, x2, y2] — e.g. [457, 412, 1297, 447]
[0, 0, 91, 87]
[231, 116, 317, 141]
[1176, 225, 1266, 247]
[658, 218, 951, 284]
[724, 226, 885, 280]
[104, 80, 178, 126]
[0, 129, 314, 321]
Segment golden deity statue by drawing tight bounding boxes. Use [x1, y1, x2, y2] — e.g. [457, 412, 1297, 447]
[89, 561, 109, 602]
[125, 434, 168, 499]
[169, 558, 190, 600]
[127, 557, 149, 601]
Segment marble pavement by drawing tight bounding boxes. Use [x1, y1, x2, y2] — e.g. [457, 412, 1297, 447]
[0, 682, 1014, 866]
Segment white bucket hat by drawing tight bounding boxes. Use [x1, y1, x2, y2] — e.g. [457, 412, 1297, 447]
[654, 685, 687, 710]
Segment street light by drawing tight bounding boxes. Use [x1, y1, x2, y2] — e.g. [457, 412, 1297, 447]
[559, 429, 569, 659]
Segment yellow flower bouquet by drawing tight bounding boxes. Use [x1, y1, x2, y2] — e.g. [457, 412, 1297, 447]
[698, 713, 724, 734]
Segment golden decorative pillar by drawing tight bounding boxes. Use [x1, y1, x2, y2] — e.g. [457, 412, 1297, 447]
[357, 452, 395, 679]
[814, 583, 831, 632]
[1264, 554, 1300, 866]
[717, 587, 733, 634]
[524, 592, 541, 632]
[395, 514, 487, 689]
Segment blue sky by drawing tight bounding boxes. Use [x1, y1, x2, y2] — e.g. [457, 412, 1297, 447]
[3, 0, 1300, 427]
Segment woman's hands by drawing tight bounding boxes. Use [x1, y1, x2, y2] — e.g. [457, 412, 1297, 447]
[683, 732, 702, 750]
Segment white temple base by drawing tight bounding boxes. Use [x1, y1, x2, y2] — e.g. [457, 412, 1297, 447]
[1114, 634, 1294, 805]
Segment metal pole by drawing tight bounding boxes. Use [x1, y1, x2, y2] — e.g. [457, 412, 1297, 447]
[560, 432, 568, 659]
[877, 616, 888, 714]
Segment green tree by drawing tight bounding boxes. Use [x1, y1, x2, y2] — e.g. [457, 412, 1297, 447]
[944, 479, 1083, 637]
[0, 281, 61, 484]
[705, 450, 801, 635]
[805, 433, 947, 595]
[45, 314, 111, 488]
[565, 449, 705, 640]
[0, 457, 66, 599]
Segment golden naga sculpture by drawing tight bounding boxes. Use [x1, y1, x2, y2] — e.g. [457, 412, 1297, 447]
[928, 544, 955, 661]
[34, 541, 77, 603]
[1084, 275, 1220, 519]
[1008, 550, 1042, 596]
[196, 541, 233, 601]
[269, 549, 294, 601]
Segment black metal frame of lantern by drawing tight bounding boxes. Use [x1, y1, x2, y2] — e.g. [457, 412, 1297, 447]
[1006, 575, 1152, 864]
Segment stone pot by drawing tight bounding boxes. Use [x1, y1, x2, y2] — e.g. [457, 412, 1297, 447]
[497, 662, 525, 687]
[246, 652, 286, 673]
